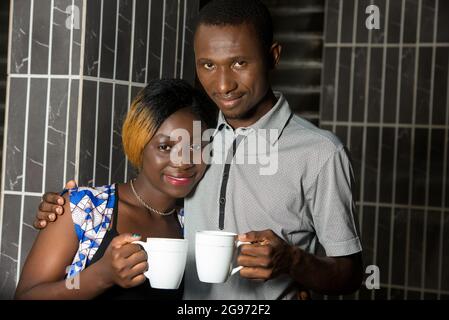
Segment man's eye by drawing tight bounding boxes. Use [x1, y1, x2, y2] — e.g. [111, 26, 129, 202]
[234, 61, 246, 68]
[204, 63, 215, 70]
[158, 144, 171, 152]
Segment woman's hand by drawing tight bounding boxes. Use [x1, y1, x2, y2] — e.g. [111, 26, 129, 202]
[97, 233, 149, 289]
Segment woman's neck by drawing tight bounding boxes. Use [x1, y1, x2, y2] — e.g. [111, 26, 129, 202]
[130, 175, 177, 213]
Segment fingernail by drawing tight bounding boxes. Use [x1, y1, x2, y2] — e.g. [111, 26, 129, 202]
[40, 221, 46, 226]
[49, 214, 55, 221]
[58, 198, 64, 205]
[132, 233, 141, 238]
[56, 207, 62, 214]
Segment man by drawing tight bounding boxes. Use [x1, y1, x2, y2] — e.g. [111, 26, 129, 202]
[34, 0, 363, 299]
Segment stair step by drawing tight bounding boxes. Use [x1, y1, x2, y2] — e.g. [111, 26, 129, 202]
[271, 67, 321, 87]
[280, 91, 320, 112]
[277, 59, 322, 69]
[270, 10, 324, 33]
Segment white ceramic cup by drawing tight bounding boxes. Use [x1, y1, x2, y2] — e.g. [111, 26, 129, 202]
[195, 230, 250, 283]
[132, 237, 188, 290]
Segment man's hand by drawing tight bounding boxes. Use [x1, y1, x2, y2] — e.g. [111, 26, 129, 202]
[33, 180, 77, 229]
[237, 229, 298, 280]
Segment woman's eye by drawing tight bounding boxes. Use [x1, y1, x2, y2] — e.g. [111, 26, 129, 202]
[158, 144, 171, 152]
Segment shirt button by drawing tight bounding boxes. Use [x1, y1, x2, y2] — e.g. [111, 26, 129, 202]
[219, 198, 226, 205]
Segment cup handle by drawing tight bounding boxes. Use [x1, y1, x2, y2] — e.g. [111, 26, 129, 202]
[230, 241, 251, 277]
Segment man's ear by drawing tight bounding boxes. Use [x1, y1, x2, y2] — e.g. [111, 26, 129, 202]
[268, 42, 282, 69]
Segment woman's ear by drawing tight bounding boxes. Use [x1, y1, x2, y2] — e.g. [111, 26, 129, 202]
[268, 42, 282, 69]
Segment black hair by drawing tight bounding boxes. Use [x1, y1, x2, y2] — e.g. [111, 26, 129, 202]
[138, 78, 217, 130]
[197, 0, 273, 52]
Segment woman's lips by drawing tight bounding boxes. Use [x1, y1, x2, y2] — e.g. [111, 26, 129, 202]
[164, 175, 195, 186]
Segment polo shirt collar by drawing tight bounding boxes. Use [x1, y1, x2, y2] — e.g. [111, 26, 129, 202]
[212, 91, 292, 144]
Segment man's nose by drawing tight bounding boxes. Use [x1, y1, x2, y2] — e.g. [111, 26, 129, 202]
[216, 68, 237, 94]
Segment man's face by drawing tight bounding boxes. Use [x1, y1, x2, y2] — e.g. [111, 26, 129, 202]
[194, 23, 274, 123]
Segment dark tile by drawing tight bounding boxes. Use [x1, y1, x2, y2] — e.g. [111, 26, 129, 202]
[25, 79, 47, 193]
[352, 48, 367, 122]
[428, 130, 444, 207]
[20, 196, 40, 271]
[441, 294, 449, 300]
[117, 0, 134, 81]
[395, 128, 411, 205]
[83, 0, 101, 77]
[411, 129, 428, 206]
[379, 128, 394, 203]
[432, 48, 449, 125]
[390, 288, 405, 300]
[45, 79, 68, 192]
[407, 210, 424, 288]
[31, 0, 51, 74]
[367, 48, 383, 123]
[181, 0, 199, 84]
[5, 78, 27, 191]
[420, 0, 436, 43]
[320, 47, 336, 122]
[175, 0, 186, 78]
[324, 0, 339, 43]
[79, 80, 97, 186]
[376, 207, 392, 285]
[10, 0, 31, 74]
[95, 82, 113, 186]
[361, 206, 375, 267]
[51, 0, 71, 74]
[65, 79, 79, 181]
[161, 0, 178, 78]
[341, 0, 355, 43]
[364, 128, 379, 203]
[391, 208, 408, 285]
[349, 126, 364, 200]
[383, 48, 399, 124]
[423, 293, 438, 300]
[111, 84, 128, 183]
[71, 0, 83, 75]
[403, 0, 418, 44]
[374, 287, 388, 300]
[100, 0, 118, 79]
[416, 48, 432, 125]
[387, 0, 403, 43]
[147, 0, 163, 81]
[1, 195, 21, 261]
[335, 126, 348, 145]
[399, 48, 415, 124]
[358, 285, 373, 300]
[423, 211, 442, 291]
[406, 290, 421, 300]
[356, 0, 371, 43]
[0, 253, 17, 299]
[132, 0, 149, 83]
[370, 0, 387, 44]
[441, 212, 449, 291]
[337, 48, 352, 122]
[437, 0, 449, 42]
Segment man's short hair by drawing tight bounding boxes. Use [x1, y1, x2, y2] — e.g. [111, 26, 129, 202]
[197, 0, 274, 51]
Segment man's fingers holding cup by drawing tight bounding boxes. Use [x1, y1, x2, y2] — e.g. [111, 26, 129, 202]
[239, 266, 273, 280]
[237, 254, 272, 268]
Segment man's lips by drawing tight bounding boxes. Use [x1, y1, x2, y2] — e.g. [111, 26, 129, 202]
[215, 94, 244, 108]
[164, 174, 195, 186]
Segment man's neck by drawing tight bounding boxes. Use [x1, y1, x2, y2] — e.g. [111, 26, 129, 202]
[225, 90, 277, 129]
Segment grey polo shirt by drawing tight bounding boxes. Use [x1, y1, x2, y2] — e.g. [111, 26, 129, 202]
[183, 92, 362, 300]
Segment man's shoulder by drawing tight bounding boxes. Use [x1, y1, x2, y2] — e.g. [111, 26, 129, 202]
[283, 113, 343, 153]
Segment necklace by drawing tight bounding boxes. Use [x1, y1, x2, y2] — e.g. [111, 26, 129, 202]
[129, 179, 176, 216]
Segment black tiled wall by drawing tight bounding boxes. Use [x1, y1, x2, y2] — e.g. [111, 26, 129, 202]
[321, 0, 449, 299]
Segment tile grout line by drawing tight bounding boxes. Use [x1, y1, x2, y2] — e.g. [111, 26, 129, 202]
[421, 0, 438, 299]
[387, 0, 406, 300]
[159, 0, 166, 79]
[180, 0, 186, 79]
[16, 0, 35, 285]
[332, 0, 343, 134]
[92, 0, 104, 186]
[144, 0, 151, 83]
[108, 0, 120, 185]
[174, 0, 180, 78]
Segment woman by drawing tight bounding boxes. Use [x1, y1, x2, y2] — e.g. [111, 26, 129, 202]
[14, 79, 215, 299]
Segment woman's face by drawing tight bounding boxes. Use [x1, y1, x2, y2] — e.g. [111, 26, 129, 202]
[140, 107, 207, 198]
